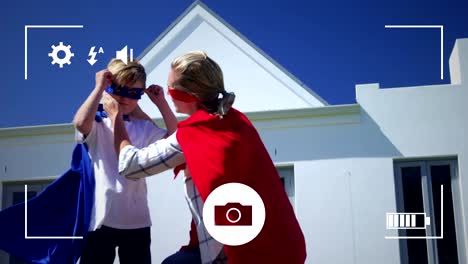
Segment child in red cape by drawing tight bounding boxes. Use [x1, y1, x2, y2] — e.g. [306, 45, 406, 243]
[105, 51, 307, 264]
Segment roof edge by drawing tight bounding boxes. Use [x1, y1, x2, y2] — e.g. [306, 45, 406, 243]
[137, 1, 200, 60]
[137, 1, 328, 106]
[0, 104, 360, 139]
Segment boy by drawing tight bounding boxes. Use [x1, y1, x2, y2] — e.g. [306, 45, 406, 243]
[73, 59, 177, 264]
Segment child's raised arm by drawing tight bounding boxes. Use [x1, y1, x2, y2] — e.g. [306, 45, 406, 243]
[73, 70, 111, 136]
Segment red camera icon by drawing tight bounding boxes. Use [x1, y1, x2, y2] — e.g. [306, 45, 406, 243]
[214, 203, 252, 226]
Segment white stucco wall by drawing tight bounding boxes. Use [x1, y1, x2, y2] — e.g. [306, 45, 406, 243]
[0, 134, 73, 182]
[252, 106, 402, 264]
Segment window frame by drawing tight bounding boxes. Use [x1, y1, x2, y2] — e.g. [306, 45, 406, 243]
[275, 164, 295, 209]
[394, 159, 464, 264]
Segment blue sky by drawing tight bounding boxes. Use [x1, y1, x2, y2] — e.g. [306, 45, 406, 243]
[0, 0, 467, 128]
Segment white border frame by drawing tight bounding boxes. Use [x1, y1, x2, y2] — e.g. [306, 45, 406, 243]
[24, 184, 83, 239]
[385, 184, 444, 240]
[24, 25, 84, 80]
[385, 25, 444, 80]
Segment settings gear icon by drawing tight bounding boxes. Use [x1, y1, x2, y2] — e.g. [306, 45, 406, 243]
[48, 42, 74, 68]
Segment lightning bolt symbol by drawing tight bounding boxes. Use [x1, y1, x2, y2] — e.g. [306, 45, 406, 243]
[87, 46, 98, 66]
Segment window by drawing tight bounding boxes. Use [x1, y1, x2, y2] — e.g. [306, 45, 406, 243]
[1, 180, 54, 264]
[276, 165, 295, 209]
[394, 159, 463, 264]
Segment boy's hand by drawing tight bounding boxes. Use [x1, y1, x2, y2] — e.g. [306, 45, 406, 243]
[95, 69, 112, 91]
[145, 85, 167, 106]
[102, 93, 121, 120]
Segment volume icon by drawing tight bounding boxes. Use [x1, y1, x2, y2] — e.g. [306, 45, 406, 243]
[115, 45, 133, 65]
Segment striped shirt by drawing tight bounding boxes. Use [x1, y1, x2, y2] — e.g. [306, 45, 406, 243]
[118, 132, 227, 264]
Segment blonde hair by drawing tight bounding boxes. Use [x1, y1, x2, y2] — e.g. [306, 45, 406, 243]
[171, 51, 235, 117]
[107, 59, 146, 87]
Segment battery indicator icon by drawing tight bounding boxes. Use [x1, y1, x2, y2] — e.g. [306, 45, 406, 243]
[386, 213, 431, 229]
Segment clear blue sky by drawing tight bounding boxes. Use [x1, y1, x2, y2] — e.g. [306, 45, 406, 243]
[1, 0, 467, 128]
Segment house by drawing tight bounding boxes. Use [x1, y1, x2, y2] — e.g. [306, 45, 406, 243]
[1, 2, 467, 263]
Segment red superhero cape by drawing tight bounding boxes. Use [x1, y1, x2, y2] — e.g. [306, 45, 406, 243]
[176, 108, 306, 264]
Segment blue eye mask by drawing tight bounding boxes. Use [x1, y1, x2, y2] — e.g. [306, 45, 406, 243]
[105, 82, 145, 100]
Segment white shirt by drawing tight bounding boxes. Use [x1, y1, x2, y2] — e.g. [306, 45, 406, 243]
[76, 117, 167, 231]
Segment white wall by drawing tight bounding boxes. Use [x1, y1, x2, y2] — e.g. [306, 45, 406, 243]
[295, 158, 399, 263]
[252, 107, 402, 264]
[0, 133, 73, 182]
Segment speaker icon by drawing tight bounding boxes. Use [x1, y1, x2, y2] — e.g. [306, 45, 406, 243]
[115, 45, 134, 65]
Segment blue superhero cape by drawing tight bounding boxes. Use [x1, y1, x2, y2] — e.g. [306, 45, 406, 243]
[0, 144, 95, 264]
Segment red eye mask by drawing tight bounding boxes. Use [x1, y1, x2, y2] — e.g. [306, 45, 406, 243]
[168, 89, 199, 103]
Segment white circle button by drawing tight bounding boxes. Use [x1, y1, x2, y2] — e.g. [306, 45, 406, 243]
[203, 183, 266, 246]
